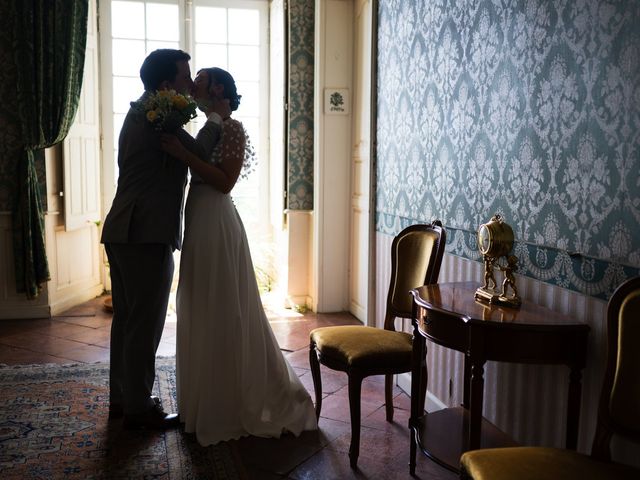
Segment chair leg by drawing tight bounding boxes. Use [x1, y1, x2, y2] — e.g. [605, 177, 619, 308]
[385, 373, 394, 421]
[348, 373, 364, 470]
[309, 342, 323, 420]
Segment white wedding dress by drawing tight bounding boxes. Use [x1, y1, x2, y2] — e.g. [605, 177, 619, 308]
[176, 119, 317, 446]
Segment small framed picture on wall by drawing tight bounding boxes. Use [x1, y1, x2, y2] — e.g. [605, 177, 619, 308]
[324, 88, 350, 115]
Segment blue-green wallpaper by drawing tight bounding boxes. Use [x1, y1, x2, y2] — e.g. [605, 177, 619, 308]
[287, 0, 314, 210]
[377, 0, 640, 299]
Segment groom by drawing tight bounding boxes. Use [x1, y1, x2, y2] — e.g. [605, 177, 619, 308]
[101, 49, 229, 429]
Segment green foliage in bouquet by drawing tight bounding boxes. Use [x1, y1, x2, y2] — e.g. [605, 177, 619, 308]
[131, 89, 198, 132]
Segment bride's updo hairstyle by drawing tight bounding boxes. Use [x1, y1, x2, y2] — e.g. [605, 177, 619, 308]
[200, 67, 242, 112]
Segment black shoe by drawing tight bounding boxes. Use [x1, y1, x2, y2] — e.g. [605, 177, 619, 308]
[123, 402, 180, 430]
[109, 395, 160, 420]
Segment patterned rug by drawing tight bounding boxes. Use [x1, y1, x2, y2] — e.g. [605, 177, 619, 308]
[0, 358, 244, 479]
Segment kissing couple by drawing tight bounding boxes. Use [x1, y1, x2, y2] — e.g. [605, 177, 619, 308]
[101, 48, 317, 446]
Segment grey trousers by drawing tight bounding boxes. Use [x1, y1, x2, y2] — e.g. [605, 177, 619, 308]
[105, 243, 174, 414]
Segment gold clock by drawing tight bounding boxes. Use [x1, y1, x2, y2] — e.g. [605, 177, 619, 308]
[477, 216, 514, 257]
[475, 214, 521, 308]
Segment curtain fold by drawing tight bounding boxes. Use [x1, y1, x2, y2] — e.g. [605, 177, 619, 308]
[11, 0, 88, 299]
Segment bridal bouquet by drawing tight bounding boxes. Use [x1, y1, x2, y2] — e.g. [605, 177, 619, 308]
[131, 89, 198, 132]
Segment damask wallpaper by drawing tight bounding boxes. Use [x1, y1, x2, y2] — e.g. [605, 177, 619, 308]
[377, 0, 640, 299]
[287, 0, 314, 210]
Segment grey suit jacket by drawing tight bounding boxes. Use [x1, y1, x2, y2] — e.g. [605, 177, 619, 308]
[101, 93, 221, 250]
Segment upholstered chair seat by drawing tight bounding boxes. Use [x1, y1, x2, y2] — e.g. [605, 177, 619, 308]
[310, 326, 412, 370]
[461, 446, 640, 480]
[309, 221, 447, 469]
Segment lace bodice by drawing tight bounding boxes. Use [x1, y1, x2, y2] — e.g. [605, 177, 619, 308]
[191, 118, 256, 184]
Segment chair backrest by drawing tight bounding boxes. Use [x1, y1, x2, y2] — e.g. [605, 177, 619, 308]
[384, 220, 446, 329]
[591, 276, 640, 460]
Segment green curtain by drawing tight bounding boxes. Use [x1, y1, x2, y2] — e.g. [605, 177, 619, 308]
[11, 0, 88, 299]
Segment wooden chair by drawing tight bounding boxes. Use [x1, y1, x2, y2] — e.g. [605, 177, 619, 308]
[459, 276, 640, 480]
[309, 220, 446, 469]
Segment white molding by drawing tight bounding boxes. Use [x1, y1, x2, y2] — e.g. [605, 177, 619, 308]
[313, 0, 354, 313]
[49, 285, 105, 316]
[397, 372, 447, 413]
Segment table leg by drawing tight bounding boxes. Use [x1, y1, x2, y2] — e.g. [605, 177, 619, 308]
[469, 360, 485, 450]
[566, 366, 583, 450]
[462, 354, 471, 409]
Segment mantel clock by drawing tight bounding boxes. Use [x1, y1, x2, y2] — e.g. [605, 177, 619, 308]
[475, 214, 521, 308]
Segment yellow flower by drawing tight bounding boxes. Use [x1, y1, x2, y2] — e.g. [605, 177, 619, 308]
[172, 95, 189, 109]
[146, 109, 159, 122]
[157, 90, 171, 99]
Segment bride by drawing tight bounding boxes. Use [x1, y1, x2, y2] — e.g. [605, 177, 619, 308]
[160, 67, 317, 446]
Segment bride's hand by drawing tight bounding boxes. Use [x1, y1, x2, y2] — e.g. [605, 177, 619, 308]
[160, 134, 187, 160]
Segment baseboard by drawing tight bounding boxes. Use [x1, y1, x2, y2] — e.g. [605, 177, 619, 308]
[349, 300, 366, 322]
[49, 284, 104, 316]
[397, 372, 447, 413]
[285, 295, 313, 310]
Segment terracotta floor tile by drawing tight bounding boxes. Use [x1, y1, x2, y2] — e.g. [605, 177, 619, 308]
[0, 331, 87, 356]
[284, 348, 313, 369]
[378, 452, 457, 480]
[288, 447, 381, 480]
[318, 393, 382, 425]
[332, 377, 402, 404]
[297, 367, 349, 397]
[36, 321, 94, 339]
[393, 390, 412, 411]
[305, 313, 363, 331]
[52, 315, 113, 329]
[326, 422, 407, 460]
[0, 318, 54, 336]
[361, 403, 411, 431]
[58, 324, 111, 345]
[0, 343, 70, 365]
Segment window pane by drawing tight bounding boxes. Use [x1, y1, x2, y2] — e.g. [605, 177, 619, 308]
[147, 40, 180, 55]
[240, 116, 259, 152]
[113, 76, 143, 113]
[112, 1, 145, 39]
[228, 9, 259, 45]
[146, 3, 179, 41]
[235, 81, 259, 117]
[195, 7, 226, 43]
[112, 39, 146, 76]
[228, 46, 259, 81]
[195, 44, 227, 72]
